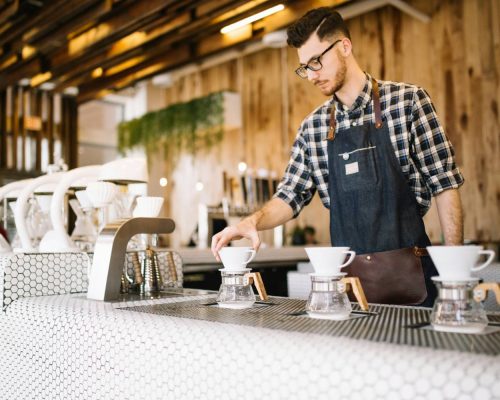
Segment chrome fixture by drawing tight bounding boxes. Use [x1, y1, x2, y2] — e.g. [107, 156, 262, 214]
[87, 217, 175, 301]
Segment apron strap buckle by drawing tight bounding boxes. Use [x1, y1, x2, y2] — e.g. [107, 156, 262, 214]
[414, 247, 429, 257]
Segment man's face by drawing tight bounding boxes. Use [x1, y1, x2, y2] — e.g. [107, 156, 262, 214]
[297, 33, 347, 96]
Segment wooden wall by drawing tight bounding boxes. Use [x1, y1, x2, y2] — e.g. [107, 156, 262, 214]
[158, 0, 499, 247]
[0, 87, 78, 185]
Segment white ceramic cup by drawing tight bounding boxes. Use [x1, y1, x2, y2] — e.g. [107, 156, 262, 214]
[305, 247, 356, 276]
[218, 247, 256, 271]
[427, 245, 495, 280]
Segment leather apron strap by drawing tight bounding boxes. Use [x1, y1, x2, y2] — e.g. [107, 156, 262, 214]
[327, 78, 383, 141]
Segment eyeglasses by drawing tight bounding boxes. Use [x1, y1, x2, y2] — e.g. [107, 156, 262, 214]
[295, 39, 342, 79]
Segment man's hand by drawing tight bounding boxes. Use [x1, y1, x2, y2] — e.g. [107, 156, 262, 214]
[211, 218, 261, 261]
[210, 198, 294, 260]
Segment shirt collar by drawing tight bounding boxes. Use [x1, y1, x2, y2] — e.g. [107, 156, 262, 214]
[332, 72, 373, 114]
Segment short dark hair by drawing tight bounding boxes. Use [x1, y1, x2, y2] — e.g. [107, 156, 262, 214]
[286, 7, 351, 48]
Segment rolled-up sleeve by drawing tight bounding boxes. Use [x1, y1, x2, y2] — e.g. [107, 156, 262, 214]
[274, 131, 316, 217]
[410, 88, 464, 195]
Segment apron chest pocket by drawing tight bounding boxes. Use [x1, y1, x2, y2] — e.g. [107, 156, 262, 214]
[338, 146, 379, 191]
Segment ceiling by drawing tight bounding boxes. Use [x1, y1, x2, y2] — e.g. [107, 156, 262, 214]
[0, 0, 350, 104]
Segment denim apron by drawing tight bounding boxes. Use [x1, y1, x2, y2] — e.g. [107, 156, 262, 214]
[327, 78, 437, 306]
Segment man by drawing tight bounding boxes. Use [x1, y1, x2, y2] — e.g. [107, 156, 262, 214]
[211, 7, 464, 307]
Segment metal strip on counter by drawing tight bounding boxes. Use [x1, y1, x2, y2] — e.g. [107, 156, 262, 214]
[121, 297, 500, 355]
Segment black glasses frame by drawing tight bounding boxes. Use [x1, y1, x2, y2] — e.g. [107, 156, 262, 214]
[295, 39, 342, 78]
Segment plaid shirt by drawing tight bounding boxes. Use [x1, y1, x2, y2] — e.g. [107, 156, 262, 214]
[275, 73, 464, 217]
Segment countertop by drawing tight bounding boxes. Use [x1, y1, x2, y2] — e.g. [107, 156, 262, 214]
[1, 251, 499, 400]
[0, 290, 499, 400]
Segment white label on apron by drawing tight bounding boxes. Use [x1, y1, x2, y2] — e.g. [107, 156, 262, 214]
[345, 162, 359, 175]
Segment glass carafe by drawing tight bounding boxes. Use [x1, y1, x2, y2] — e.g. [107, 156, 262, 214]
[305, 274, 352, 320]
[69, 199, 97, 252]
[217, 270, 256, 309]
[216, 269, 268, 309]
[430, 278, 489, 333]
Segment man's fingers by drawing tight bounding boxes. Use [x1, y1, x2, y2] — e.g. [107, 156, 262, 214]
[211, 232, 223, 260]
[211, 226, 254, 260]
[246, 230, 260, 252]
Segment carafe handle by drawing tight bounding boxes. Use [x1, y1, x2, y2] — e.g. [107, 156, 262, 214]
[341, 277, 369, 311]
[246, 272, 268, 301]
[473, 282, 500, 304]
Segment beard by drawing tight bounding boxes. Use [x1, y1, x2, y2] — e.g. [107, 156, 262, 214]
[316, 52, 347, 96]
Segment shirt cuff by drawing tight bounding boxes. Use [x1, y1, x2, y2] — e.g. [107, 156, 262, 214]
[428, 167, 465, 196]
[274, 190, 303, 218]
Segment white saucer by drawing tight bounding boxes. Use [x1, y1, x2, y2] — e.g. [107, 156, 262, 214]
[309, 272, 347, 278]
[218, 268, 251, 273]
[431, 276, 479, 283]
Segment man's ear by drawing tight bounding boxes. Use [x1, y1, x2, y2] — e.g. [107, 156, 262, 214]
[340, 38, 353, 57]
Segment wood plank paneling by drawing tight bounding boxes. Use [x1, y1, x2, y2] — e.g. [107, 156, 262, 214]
[158, 0, 499, 246]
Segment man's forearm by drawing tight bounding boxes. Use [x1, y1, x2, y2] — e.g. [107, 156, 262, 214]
[245, 197, 294, 231]
[435, 188, 464, 245]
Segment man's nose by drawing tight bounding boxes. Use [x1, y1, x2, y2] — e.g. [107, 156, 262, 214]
[306, 68, 319, 81]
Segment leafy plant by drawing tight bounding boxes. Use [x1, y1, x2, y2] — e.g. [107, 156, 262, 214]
[117, 91, 224, 158]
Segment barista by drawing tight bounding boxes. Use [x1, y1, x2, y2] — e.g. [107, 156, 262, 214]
[211, 8, 464, 307]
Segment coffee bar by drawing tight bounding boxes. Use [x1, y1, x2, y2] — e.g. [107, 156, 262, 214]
[0, 1, 499, 399]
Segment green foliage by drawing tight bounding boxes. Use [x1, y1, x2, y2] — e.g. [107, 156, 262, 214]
[117, 92, 224, 157]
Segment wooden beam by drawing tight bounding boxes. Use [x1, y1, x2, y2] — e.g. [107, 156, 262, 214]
[77, 45, 192, 103]
[57, 0, 253, 91]
[0, 0, 19, 23]
[0, 0, 188, 88]
[53, 12, 192, 91]
[30, 1, 114, 55]
[78, 0, 351, 101]
[0, 0, 99, 48]
[0, 0, 352, 104]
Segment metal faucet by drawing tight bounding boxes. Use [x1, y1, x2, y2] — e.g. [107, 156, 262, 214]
[87, 217, 175, 301]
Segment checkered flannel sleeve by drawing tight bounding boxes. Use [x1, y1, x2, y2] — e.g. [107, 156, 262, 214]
[410, 88, 464, 195]
[274, 132, 317, 217]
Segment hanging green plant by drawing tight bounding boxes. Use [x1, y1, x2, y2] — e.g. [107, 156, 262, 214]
[117, 91, 225, 157]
